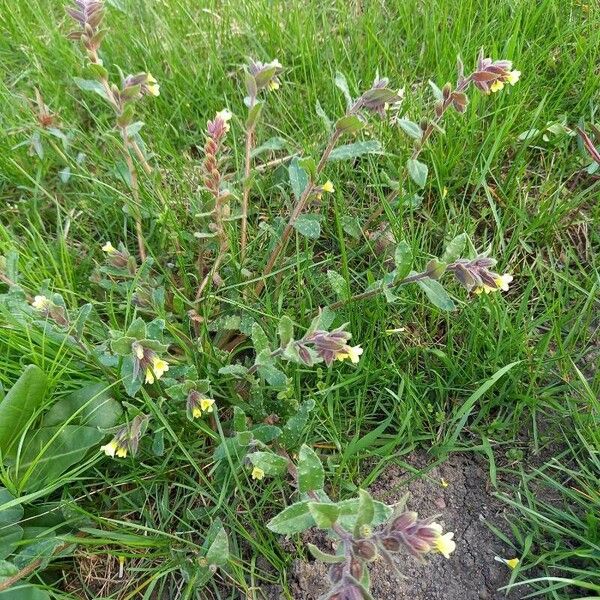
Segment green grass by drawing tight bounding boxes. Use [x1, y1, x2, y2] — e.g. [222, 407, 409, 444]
[0, 0, 599, 598]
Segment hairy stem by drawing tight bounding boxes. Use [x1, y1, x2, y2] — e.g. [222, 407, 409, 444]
[328, 270, 430, 311]
[254, 129, 342, 296]
[240, 96, 257, 263]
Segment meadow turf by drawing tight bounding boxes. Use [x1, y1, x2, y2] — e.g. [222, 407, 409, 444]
[0, 0, 599, 598]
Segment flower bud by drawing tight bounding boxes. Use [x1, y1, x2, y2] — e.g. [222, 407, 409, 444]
[352, 539, 377, 561]
[350, 558, 363, 579]
[380, 536, 401, 552]
[328, 563, 344, 584]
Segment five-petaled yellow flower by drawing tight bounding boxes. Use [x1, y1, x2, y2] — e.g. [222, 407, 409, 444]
[251, 466, 265, 480]
[321, 180, 335, 193]
[268, 80, 280, 91]
[474, 273, 513, 295]
[192, 406, 202, 419]
[336, 345, 363, 364]
[32, 295, 51, 310]
[102, 241, 117, 254]
[146, 73, 160, 97]
[429, 523, 456, 559]
[200, 397, 215, 413]
[101, 439, 128, 459]
[506, 558, 520, 569]
[145, 356, 169, 384]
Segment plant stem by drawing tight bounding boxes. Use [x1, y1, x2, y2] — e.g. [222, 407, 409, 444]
[120, 126, 147, 261]
[363, 78, 472, 233]
[254, 129, 342, 296]
[328, 270, 430, 310]
[88, 48, 147, 261]
[240, 96, 257, 263]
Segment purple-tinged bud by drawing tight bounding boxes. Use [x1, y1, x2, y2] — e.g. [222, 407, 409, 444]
[352, 539, 377, 561]
[328, 563, 345, 584]
[380, 536, 401, 552]
[391, 511, 418, 532]
[350, 558, 363, 579]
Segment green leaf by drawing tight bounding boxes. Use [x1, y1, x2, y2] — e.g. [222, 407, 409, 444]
[353, 489, 375, 537]
[0, 525, 23, 560]
[293, 214, 321, 239]
[0, 586, 51, 600]
[13, 538, 65, 570]
[334, 71, 353, 108]
[204, 524, 229, 567]
[267, 501, 315, 535]
[340, 215, 362, 239]
[334, 114, 364, 135]
[308, 502, 340, 528]
[336, 498, 392, 531]
[73, 303, 92, 339]
[327, 270, 349, 300]
[218, 364, 249, 378]
[393, 241, 413, 279]
[280, 399, 315, 448]
[406, 159, 428, 188]
[73, 77, 111, 101]
[306, 543, 345, 563]
[42, 383, 122, 429]
[278, 316, 294, 348]
[0, 365, 47, 454]
[125, 317, 146, 339]
[297, 445, 324, 493]
[315, 100, 332, 132]
[247, 451, 288, 475]
[441, 233, 468, 264]
[14, 425, 105, 491]
[246, 101, 263, 129]
[251, 323, 271, 354]
[288, 157, 309, 200]
[251, 136, 286, 158]
[328, 140, 383, 161]
[257, 364, 288, 388]
[0, 488, 24, 527]
[233, 407, 247, 432]
[428, 80, 444, 101]
[417, 278, 455, 311]
[0, 560, 18, 582]
[397, 119, 422, 140]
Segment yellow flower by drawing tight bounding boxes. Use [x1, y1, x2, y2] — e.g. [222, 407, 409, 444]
[146, 73, 160, 97]
[192, 407, 202, 419]
[429, 523, 456, 558]
[442, 187, 448, 199]
[102, 241, 117, 254]
[490, 79, 505, 93]
[200, 397, 215, 413]
[145, 367, 155, 384]
[321, 180, 335, 193]
[440, 478, 449, 488]
[473, 284, 497, 295]
[251, 466, 265, 480]
[337, 345, 363, 364]
[116, 445, 128, 458]
[494, 273, 513, 291]
[32, 295, 50, 310]
[100, 440, 118, 458]
[506, 70, 521, 85]
[151, 356, 169, 380]
[495, 556, 520, 569]
[268, 80, 280, 91]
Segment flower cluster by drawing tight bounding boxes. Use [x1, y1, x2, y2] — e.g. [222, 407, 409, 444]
[448, 257, 513, 295]
[247, 59, 283, 98]
[379, 511, 456, 559]
[186, 389, 215, 419]
[132, 341, 169, 384]
[66, 0, 105, 51]
[355, 77, 404, 117]
[101, 414, 149, 459]
[302, 326, 363, 366]
[472, 51, 520, 95]
[31, 295, 69, 327]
